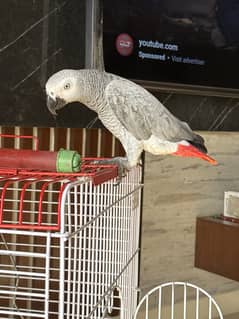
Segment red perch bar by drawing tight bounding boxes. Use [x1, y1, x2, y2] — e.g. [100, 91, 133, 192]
[0, 148, 81, 172]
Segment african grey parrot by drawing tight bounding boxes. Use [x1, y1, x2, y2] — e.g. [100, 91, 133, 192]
[45, 69, 216, 174]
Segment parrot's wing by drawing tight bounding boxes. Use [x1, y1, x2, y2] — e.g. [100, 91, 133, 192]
[105, 78, 197, 142]
[105, 79, 152, 140]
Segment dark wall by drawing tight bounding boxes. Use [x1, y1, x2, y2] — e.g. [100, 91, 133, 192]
[0, 0, 97, 127]
[153, 92, 239, 131]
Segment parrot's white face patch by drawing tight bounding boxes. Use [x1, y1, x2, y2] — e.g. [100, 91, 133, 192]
[46, 80, 65, 96]
[45, 69, 81, 105]
[46, 78, 78, 104]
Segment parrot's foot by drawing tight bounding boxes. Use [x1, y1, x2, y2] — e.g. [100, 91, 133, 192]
[92, 157, 130, 185]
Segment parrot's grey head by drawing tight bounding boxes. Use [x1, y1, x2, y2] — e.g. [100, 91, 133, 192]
[45, 69, 80, 116]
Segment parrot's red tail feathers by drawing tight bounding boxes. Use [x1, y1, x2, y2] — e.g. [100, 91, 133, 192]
[173, 144, 217, 165]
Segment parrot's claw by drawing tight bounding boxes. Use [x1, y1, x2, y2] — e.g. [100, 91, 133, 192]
[92, 157, 130, 185]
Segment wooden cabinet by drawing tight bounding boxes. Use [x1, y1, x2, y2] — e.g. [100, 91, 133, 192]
[195, 216, 239, 281]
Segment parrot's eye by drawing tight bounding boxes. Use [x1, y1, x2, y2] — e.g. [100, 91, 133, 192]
[64, 83, 71, 90]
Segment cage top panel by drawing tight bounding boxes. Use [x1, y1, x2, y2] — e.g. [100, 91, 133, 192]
[0, 158, 118, 231]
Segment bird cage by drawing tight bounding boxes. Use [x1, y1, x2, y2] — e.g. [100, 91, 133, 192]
[133, 282, 223, 319]
[0, 136, 143, 319]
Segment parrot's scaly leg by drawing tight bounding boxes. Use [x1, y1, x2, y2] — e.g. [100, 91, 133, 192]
[92, 157, 130, 184]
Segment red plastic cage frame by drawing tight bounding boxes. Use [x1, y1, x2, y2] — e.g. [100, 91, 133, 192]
[0, 135, 119, 230]
[0, 159, 118, 231]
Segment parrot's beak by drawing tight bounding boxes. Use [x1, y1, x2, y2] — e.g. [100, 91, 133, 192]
[47, 95, 66, 116]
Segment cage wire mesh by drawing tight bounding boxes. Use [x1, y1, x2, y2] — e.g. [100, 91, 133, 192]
[0, 164, 143, 319]
[133, 282, 224, 319]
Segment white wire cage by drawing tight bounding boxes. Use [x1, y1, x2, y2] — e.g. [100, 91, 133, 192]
[0, 163, 143, 319]
[134, 282, 224, 319]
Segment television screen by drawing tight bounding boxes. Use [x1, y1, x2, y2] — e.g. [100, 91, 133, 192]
[103, 0, 239, 95]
